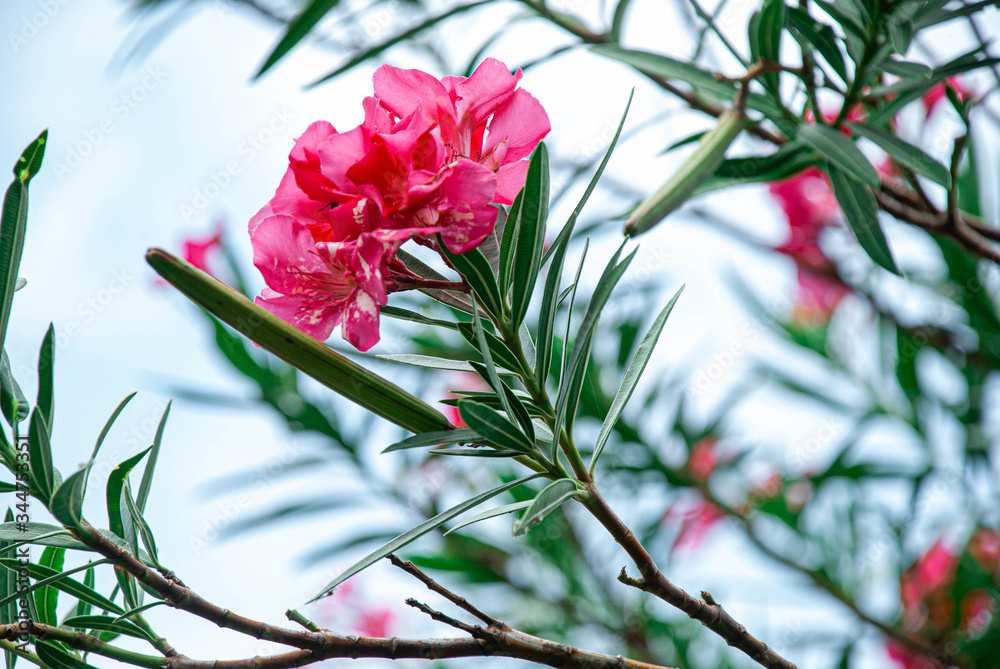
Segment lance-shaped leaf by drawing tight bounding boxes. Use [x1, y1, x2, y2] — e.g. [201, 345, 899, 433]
[827, 163, 899, 274]
[310, 473, 542, 600]
[383, 429, 482, 453]
[255, 0, 341, 78]
[590, 286, 684, 474]
[63, 615, 156, 642]
[50, 469, 88, 529]
[28, 408, 54, 501]
[0, 511, 15, 669]
[698, 142, 819, 194]
[81, 393, 137, 500]
[847, 123, 951, 187]
[458, 401, 534, 454]
[147, 249, 451, 434]
[512, 479, 582, 536]
[538, 92, 632, 385]
[757, 0, 786, 95]
[136, 400, 170, 513]
[36, 642, 100, 669]
[0, 352, 27, 426]
[438, 241, 503, 320]
[626, 109, 745, 236]
[499, 192, 524, 297]
[456, 322, 524, 374]
[37, 324, 54, 426]
[0, 558, 120, 614]
[444, 500, 532, 535]
[787, 7, 847, 83]
[380, 306, 459, 332]
[34, 547, 64, 628]
[511, 144, 550, 327]
[76, 564, 95, 618]
[107, 448, 151, 551]
[798, 124, 880, 188]
[0, 130, 47, 355]
[428, 447, 524, 458]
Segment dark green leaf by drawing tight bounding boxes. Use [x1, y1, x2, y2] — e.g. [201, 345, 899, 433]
[438, 242, 503, 320]
[0, 511, 15, 669]
[377, 354, 505, 374]
[0, 131, 47, 356]
[456, 323, 524, 374]
[699, 142, 818, 194]
[63, 615, 155, 641]
[511, 144, 550, 327]
[0, 352, 28, 426]
[428, 447, 524, 458]
[380, 306, 459, 332]
[757, 0, 786, 94]
[889, 17, 914, 54]
[538, 92, 632, 385]
[82, 393, 137, 500]
[123, 489, 159, 567]
[136, 401, 170, 513]
[0, 558, 120, 614]
[457, 401, 534, 454]
[512, 479, 581, 536]
[827, 163, 899, 274]
[787, 7, 847, 82]
[50, 468, 87, 528]
[309, 473, 542, 599]
[847, 123, 950, 187]
[34, 546, 64, 627]
[113, 600, 167, 623]
[107, 448, 151, 543]
[255, 0, 341, 78]
[382, 429, 481, 453]
[590, 286, 684, 473]
[880, 58, 931, 79]
[36, 324, 54, 426]
[76, 564, 95, 618]
[36, 642, 100, 669]
[499, 192, 523, 297]
[500, 384, 535, 443]
[798, 125, 880, 188]
[28, 409, 54, 501]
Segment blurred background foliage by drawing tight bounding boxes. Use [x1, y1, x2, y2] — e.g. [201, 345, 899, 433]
[107, 0, 1000, 667]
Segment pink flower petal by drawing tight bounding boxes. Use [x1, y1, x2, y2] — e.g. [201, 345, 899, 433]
[494, 161, 530, 205]
[373, 64, 450, 120]
[483, 88, 551, 162]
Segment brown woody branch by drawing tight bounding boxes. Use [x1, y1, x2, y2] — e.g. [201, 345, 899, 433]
[64, 521, 674, 669]
[581, 486, 798, 669]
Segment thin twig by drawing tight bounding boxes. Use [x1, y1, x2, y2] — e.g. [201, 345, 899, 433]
[388, 554, 498, 626]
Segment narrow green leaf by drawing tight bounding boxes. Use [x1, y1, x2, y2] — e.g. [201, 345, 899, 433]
[396, 250, 475, 314]
[428, 447, 524, 458]
[376, 354, 477, 372]
[500, 384, 535, 443]
[383, 429, 481, 453]
[469, 296, 519, 426]
[310, 1, 492, 86]
[512, 479, 581, 536]
[551, 246, 636, 456]
[50, 469, 88, 528]
[787, 7, 847, 82]
[107, 448, 151, 543]
[798, 125, 880, 188]
[309, 473, 542, 599]
[0, 131, 47, 356]
[36, 325, 54, 426]
[538, 92, 632, 385]
[123, 490, 159, 567]
[136, 401, 170, 514]
[499, 192, 523, 297]
[115, 564, 139, 610]
[380, 306, 459, 332]
[560, 238, 590, 385]
[112, 600, 167, 623]
[827, 163, 899, 274]
[881, 58, 930, 79]
[511, 144, 550, 327]
[699, 143, 819, 194]
[610, 0, 634, 41]
[889, 17, 914, 54]
[255, 0, 341, 78]
[28, 409, 54, 501]
[147, 249, 451, 434]
[0, 558, 120, 614]
[444, 501, 532, 535]
[36, 642, 99, 669]
[457, 401, 534, 454]
[81, 393, 137, 500]
[0, 352, 28, 426]
[456, 323, 524, 374]
[438, 241, 503, 320]
[34, 546, 64, 627]
[76, 564, 95, 618]
[590, 286, 684, 473]
[847, 123, 951, 187]
[757, 0, 786, 94]
[62, 615, 155, 641]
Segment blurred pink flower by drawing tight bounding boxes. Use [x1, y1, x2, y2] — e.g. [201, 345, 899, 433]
[356, 608, 397, 638]
[921, 78, 973, 118]
[665, 498, 725, 553]
[688, 438, 718, 482]
[791, 268, 850, 324]
[181, 221, 225, 275]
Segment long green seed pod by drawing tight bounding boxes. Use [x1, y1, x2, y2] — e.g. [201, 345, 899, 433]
[146, 248, 452, 435]
[625, 107, 746, 237]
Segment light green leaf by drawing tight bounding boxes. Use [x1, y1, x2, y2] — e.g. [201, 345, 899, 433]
[428, 447, 524, 458]
[0, 558, 120, 614]
[36, 642, 100, 669]
[28, 408, 54, 501]
[309, 473, 542, 600]
[34, 546, 63, 627]
[63, 614, 155, 642]
[0, 352, 28, 426]
[82, 392, 137, 500]
[444, 501, 532, 535]
[136, 401, 170, 513]
[590, 286, 684, 474]
[50, 468, 87, 528]
[512, 479, 581, 537]
[383, 429, 481, 453]
[881, 58, 931, 79]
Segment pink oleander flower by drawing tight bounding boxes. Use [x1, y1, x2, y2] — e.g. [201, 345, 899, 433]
[356, 608, 397, 638]
[250, 59, 549, 350]
[181, 221, 225, 275]
[664, 496, 726, 554]
[791, 267, 850, 325]
[688, 438, 718, 482]
[921, 77, 973, 119]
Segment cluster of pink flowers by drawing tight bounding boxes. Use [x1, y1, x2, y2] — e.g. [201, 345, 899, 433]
[248, 59, 549, 350]
[887, 529, 999, 668]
